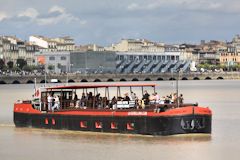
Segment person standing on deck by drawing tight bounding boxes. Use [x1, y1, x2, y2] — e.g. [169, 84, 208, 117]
[47, 93, 53, 111]
[154, 92, 160, 103]
[130, 91, 137, 101]
[142, 90, 150, 106]
[179, 94, 184, 104]
[52, 95, 60, 112]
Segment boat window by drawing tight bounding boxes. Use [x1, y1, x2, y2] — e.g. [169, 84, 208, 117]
[95, 122, 103, 129]
[127, 122, 135, 130]
[111, 122, 118, 129]
[52, 118, 55, 125]
[80, 121, 87, 128]
[45, 118, 49, 125]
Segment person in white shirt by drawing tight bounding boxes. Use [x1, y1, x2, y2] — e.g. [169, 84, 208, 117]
[52, 95, 60, 112]
[155, 92, 160, 103]
[47, 93, 53, 111]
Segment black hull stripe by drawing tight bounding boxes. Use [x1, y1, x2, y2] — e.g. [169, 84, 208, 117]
[14, 112, 211, 136]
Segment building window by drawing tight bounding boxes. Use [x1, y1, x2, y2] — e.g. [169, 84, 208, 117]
[61, 56, 66, 60]
[176, 56, 179, 61]
[153, 56, 156, 60]
[147, 55, 151, 60]
[80, 121, 87, 128]
[167, 56, 170, 60]
[49, 56, 55, 60]
[120, 55, 124, 60]
[129, 55, 133, 60]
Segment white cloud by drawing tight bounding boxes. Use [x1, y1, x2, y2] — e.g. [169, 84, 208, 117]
[126, 0, 226, 12]
[181, 1, 222, 11]
[127, 3, 139, 10]
[36, 13, 79, 25]
[14, 5, 86, 26]
[49, 5, 65, 14]
[0, 12, 8, 21]
[35, 5, 86, 26]
[18, 8, 39, 19]
[127, 2, 162, 11]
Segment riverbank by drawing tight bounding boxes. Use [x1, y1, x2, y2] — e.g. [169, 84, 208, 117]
[0, 72, 240, 84]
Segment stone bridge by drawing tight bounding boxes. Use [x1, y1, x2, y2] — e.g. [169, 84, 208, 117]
[0, 72, 240, 84]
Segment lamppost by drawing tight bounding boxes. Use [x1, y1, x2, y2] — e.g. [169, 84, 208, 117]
[66, 63, 73, 85]
[176, 68, 183, 108]
[44, 64, 47, 87]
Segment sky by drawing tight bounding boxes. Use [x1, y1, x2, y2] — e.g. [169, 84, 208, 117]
[0, 0, 240, 46]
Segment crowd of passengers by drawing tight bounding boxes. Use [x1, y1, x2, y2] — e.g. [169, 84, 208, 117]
[45, 90, 184, 112]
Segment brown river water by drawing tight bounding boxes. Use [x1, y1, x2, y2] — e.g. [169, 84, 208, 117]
[0, 80, 240, 160]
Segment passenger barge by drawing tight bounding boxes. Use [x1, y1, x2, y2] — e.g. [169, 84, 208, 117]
[13, 83, 212, 136]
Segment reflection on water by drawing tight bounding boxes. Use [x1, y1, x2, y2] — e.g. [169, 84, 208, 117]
[12, 127, 211, 145]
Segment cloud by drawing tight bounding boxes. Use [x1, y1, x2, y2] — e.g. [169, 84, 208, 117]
[35, 6, 84, 25]
[49, 5, 65, 14]
[14, 5, 86, 26]
[18, 8, 39, 19]
[180, 0, 222, 11]
[0, 12, 8, 21]
[127, 2, 162, 11]
[126, 0, 232, 13]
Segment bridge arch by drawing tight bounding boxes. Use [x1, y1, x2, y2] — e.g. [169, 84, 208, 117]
[107, 79, 114, 82]
[132, 78, 139, 81]
[169, 77, 176, 81]
[144, 78, 151, 81]
[68, 79, 75, 83]
[182, 77, 188, 80]
[81, 79, 88, 82]
[12, 80, 20, 84]
[217, 77, 224, 80]
[205, 77, 212, 80]
[26, 80, 34, 84]
[94, 79, 101, 82]
[193, 77, 200, 80]
[0, 81, 6, 84]
[157, 77, 163, 81]
[40, 80, 48, 83]
[120, 78, 126, 82]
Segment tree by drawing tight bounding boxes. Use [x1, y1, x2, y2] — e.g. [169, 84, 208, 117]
[48, 65, 54, 71]
[16, 58, 27, 69]
[7, 61, 14, 69]
[197, 63, 211, 70]
[0, 59, 5, 70]
[22, 65, 33, 72]
[236, 64, 240, 71]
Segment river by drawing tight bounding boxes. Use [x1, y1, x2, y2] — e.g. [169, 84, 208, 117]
[0, 80, 239, 160]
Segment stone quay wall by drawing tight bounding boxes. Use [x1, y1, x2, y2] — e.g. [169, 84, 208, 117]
[0, 72, 240, 84]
